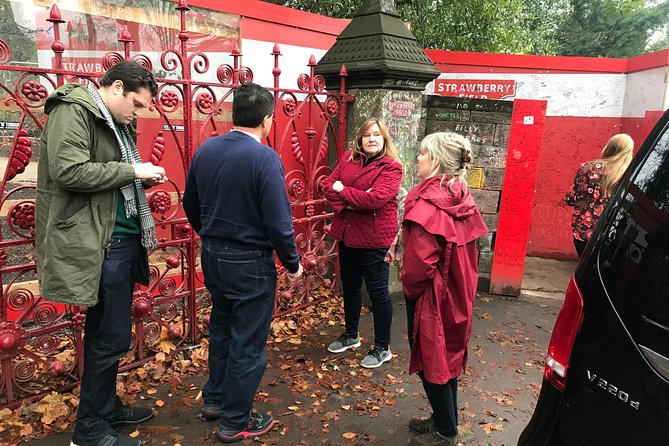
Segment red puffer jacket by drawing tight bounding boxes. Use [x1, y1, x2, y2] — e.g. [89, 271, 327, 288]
[323, 150, 403, 248]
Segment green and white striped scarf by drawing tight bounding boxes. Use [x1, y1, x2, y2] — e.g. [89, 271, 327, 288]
[87, 84, 158, 249]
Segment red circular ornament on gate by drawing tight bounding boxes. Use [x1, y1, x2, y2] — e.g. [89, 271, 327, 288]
[0, 322, 26, 360]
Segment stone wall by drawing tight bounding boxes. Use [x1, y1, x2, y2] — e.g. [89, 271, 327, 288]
[422, 95, 514, 277]
[345, 88, 423, 196]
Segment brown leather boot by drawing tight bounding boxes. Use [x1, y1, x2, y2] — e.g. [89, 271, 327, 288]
[408, 415, 435, 434]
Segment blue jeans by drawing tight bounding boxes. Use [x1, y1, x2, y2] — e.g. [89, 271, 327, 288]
[338, 241, 392, 348]
[200, 240, 277, 429]
[75, 237, 140, 439]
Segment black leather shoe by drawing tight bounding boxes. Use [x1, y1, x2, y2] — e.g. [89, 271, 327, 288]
[201, 404, 221, 420]
[109, 405, 154, 427]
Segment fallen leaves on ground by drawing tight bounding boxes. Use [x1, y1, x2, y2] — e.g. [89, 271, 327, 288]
[3, 290, 554, 445]
[480, 422, 505, 434]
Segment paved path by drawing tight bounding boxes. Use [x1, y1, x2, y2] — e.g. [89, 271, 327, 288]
[25, 292, 561, 446]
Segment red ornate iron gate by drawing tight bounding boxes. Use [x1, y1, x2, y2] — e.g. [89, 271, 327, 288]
[0, 1, 350, 408]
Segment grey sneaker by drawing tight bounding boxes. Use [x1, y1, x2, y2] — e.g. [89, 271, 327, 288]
[409, 414, 435, 433]
[360, 345, 392, 368]
[327, 333, 361, 353]
[407, 430, 457, 446]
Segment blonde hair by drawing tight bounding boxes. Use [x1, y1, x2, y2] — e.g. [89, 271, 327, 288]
[598, 133, 634, 197]
[349, 118, 400, 162]
[420, 132, 472, 190]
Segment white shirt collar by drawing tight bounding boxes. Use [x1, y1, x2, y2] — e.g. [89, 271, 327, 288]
[231, 128, 260, 143]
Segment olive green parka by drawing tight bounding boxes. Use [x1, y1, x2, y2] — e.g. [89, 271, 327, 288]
[35, 83, 150, 307]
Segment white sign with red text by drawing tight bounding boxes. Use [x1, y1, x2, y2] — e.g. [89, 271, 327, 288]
[427, 73, 628, 117]
[434, 79, 516, 100]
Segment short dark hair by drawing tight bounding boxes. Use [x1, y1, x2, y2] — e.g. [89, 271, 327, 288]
[100, 61, 158, 97]
[233, 83, 274, 128]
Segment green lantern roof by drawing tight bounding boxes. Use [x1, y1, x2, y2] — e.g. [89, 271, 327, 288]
[315, 0, 439, 91]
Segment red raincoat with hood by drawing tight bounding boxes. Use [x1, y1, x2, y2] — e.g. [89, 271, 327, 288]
[401, 176, 488, 384]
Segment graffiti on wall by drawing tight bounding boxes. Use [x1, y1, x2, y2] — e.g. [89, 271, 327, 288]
[490, 99, 547, 296]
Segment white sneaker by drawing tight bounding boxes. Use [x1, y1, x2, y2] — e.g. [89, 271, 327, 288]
[327, 333, 361, 353]
[360, 345, 391, 368]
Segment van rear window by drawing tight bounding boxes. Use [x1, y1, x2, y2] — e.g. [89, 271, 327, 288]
[599, 123, 669, 362]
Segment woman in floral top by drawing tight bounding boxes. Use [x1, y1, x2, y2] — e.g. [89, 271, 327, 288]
[564, 133, 634, 257]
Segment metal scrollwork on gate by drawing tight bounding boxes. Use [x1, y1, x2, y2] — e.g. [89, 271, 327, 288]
[0, 0, 349, 408]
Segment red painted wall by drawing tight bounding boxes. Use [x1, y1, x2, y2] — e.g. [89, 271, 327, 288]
[171, 3, 668, 262]
[425, 49, 629, 74]
[183, 0, 346, 49]
[426, 49, 668, 259]
[490, 100, 547, 294]
[532, 112, 665, 258]
[530, 116, 623, 258]
[49, 0, 667, 261]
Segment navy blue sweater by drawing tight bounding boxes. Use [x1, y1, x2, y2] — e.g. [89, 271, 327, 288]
[183, 131, 300, 273]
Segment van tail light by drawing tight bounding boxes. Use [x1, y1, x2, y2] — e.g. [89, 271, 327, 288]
[544, 276, 584, 391]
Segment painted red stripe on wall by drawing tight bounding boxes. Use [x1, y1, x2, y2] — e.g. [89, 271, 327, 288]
[433, 65, 627, 75]
[183, 0, 348, 37]
[426, 49, 628, 74]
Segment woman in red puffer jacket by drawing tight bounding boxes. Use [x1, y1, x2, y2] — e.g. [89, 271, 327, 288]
[322, 118, 403, 369]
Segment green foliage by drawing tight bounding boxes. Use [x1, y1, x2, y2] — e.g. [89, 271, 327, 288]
[647, 28, 669, 52]
[265, 0, 563, 54]
[262, 0, 668, 57]
[554, 0, 669, 57]
[0, 0, 37, 64]
[396, 0, 564, 54]
[264, 0, 365, 18]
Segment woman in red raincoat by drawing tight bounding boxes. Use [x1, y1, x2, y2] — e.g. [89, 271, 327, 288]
[401, 132, 488, 446]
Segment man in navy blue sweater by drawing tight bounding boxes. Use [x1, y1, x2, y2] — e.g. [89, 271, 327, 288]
[183, 83, 302, 443]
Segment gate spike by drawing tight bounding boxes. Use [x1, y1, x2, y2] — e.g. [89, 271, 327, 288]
[47, 4, 64, 23]
[119, 25, 133, 42]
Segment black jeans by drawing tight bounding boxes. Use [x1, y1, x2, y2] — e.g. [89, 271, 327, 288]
[200, 240, 277, 429]
[420, 373, 458, 437]
[75, 237, 140, 439]
[338, 241, 392, 349]
[406, 296, 458, 437]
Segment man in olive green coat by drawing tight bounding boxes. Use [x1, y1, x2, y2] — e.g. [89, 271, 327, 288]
[36, 61, 166, 446]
